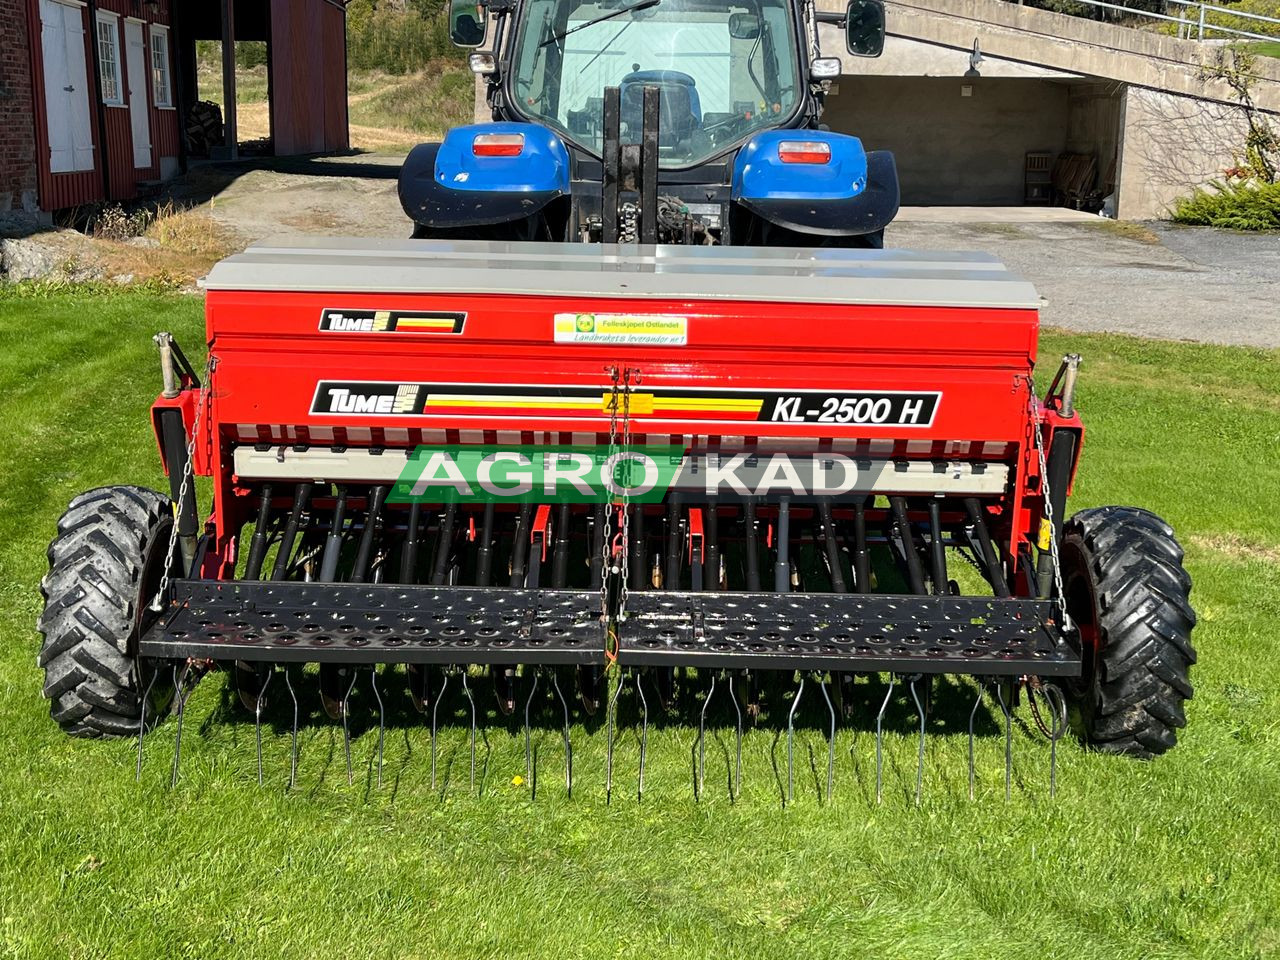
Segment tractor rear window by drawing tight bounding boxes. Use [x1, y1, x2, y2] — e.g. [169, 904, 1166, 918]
[509, 0, 802, 168]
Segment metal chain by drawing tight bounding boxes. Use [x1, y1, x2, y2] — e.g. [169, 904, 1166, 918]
[618, 369, 633, 621]
[600, 368, 620, 627]
[599, 366, 635, 660]
[149, 354, 216, 612]
[1028, 374, 1072, 631]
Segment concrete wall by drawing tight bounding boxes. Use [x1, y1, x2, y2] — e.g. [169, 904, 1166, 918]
[0, 0, 39, 214]
[1116, 86, 1249, 220]
[821, 0, 1280, 112]
[823, 77, 1071, 205]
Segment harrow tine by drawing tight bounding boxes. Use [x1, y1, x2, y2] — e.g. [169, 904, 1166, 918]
[1042, 682, 1068, 799]
[255, 667, 275, 786]
[551, 669, 573, 797]
[819, 675, 835, 802]
[462, 671, 477, 793]
[524, 669, 540, 792]
[874, 674, 896, 804]
[370, 666, 385, 789]
[170, 662, 192, 789]
[908, 676, 925, 805]
[786, 675, 805, 805]
[135, 666, 158, 781]
[636, 671, 648, 800]
[696, 672, 717, 800]
[605, 669, 625, 803]
[968, 679, 986, 800]
[996, 681, 1013, 801]
[431, 670, 450, 791]
[341, 669, 358, 786]
[727, 673, 742, 801]
[284, 666, 299, 790]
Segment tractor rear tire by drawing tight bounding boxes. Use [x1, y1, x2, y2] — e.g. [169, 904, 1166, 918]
[1060, 506, 1196, 758]
[36, 486, 176, 738]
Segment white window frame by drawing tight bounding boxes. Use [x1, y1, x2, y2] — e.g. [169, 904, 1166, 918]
[95, 10, 124, 107]
[149, 24, 173, 109]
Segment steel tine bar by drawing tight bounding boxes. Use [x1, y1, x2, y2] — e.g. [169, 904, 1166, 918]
[909, 677, 926, 805]
[135, 666, 158, 781]
[169, 662, 192, 789]
[284, 666, 299, 789]
[524, 669, 540, 791]
[727, 674, 743, 801]
[551, 670, 573, 797]
[696, 672, 717, 801]
[255, 668, 275, 786]
[605, 669, 625, 803]
[786, 676, 805, 806]
[462, 671, 477, 793]
[968, 679, 986, 800]
[636, 671, 648, 800]
[819, 675, 835, 802]
[432, 671, 450, 791]
[341, 669, 358, 786]
[874, 674, 897, 804]
[1045, 683, 1068, 799]
[370, 667, 385, 789]
[996, 681, 1013, 801]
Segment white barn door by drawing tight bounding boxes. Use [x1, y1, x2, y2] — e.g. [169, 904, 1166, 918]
[39, 0, 95, 173]
[124, 20, 152, 169]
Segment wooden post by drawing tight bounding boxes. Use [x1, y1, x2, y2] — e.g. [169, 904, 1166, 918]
[221, 0, 238, 158]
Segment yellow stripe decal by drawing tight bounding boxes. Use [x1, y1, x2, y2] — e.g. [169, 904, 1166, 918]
[424, 392, 762, 415]
[396, 319, 457, 329]
[426, 395, 600, 409]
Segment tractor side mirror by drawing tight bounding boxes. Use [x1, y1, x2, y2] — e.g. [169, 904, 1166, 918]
[449, 0, 487, 47]
[845, 0, 885, 58]
[728, 12, 761, 39]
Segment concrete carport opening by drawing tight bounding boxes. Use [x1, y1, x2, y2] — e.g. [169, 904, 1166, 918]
[823, 71, 1120, 208]
[816, 0, 1280, 219]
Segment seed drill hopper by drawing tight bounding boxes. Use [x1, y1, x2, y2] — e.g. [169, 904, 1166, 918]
[37, 239, 1196, 798]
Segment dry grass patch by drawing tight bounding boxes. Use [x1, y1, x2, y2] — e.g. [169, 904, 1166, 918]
[94, 201, 239, 285]
[1190, 533, 1280, 568]
[1084, 219, 1163, 244]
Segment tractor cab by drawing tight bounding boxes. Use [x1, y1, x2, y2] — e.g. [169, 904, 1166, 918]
[399, 0, 897, 245]
[505, 0, 807, 169]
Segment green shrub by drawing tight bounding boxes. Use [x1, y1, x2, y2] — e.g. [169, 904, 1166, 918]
[1171, 179, 1280, 230]
[1161, 0, 1280, 37]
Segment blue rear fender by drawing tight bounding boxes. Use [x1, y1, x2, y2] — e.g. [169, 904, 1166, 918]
[399, 122, 571, 229]
[731, 129, 899, 237]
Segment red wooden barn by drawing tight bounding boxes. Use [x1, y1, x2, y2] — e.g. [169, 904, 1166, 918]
[0, 0, 350, 216]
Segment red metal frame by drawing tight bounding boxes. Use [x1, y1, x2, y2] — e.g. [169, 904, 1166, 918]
[155, 287, 1085, 595]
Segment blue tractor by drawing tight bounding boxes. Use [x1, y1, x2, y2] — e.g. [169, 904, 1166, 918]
[399, 0, 895, 246]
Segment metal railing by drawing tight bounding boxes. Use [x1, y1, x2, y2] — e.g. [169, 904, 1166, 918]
[1040, 0, 1280, 44]
[1170, 0, 1280, 42]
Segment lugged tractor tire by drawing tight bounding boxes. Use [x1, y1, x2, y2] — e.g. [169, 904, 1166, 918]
[1059, 506, 1196, 759]
[36, 485, 177, 738]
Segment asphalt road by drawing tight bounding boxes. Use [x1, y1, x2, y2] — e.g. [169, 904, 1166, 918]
[887, 218, 1280, 349]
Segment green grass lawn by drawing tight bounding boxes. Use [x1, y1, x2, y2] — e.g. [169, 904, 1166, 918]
[1, 286, 1278, 959]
